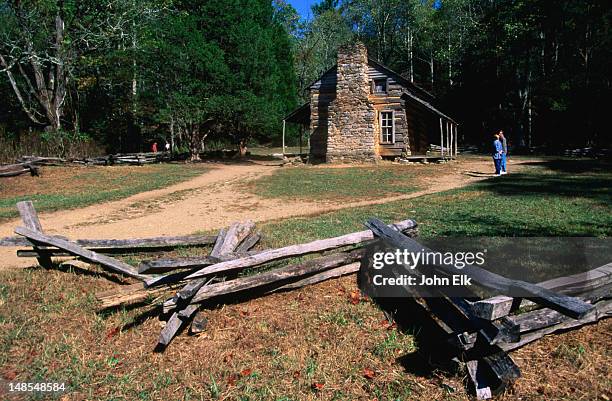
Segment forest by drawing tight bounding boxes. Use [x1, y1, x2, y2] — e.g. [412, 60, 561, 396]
[0, 0, 610, 160]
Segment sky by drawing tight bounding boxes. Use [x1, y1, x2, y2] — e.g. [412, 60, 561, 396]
[286, 0, 442, 21]
[287, 0, 317, 20]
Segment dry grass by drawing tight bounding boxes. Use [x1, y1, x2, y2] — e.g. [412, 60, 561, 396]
[0, 261, 610, 401]
[0, 264, 465, 401]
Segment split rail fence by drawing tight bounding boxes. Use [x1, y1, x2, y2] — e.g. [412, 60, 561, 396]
[2, 201, 609, 399]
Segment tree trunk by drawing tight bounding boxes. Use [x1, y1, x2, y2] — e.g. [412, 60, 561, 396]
[190, 125, 201, 161]
[170, 116, 175, 153]
[1, 11, 67, 132]
[430, 52, 435, 90]
[448, 30, 453, 86]
[406, 29, 414, 82]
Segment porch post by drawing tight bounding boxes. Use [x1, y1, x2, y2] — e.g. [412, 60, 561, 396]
[439, 117, 444, 157]
[282, 119, 286, 156]
[454, 124, 458, 157]
[450, 122, 454, 159]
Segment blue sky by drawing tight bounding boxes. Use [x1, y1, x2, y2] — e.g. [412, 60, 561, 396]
[286, 0, 442, 20]
[287, 0, 317, 20]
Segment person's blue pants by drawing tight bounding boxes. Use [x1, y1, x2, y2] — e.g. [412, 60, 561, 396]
[493, 157, 502, 175]
[501, 153, 507, 172]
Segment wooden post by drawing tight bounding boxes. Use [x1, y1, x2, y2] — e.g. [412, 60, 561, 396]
[449, 123, 455, 159]
[16, 201, 52, 268]
[446, 121, 451, 159]
[439, 118, 444, 157]
[282, 119, 286, 156]
[454, 124, 458, 157]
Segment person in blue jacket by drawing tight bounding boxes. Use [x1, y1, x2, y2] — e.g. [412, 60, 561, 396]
[493, 133, 503, 176]
[498, 130, 508, 174]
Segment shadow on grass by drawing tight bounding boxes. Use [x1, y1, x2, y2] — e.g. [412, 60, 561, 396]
[26, 262, 128, 284]
[474, 161, 612, 205]
[373, 299, 460, 377]
[430, 209, 611, 237]
[519, 158, 611, 174]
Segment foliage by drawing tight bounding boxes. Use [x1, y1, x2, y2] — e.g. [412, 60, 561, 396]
[0, 0, 609, 154]
[293, 0, 611, 149]
[0, 0, 298, 156]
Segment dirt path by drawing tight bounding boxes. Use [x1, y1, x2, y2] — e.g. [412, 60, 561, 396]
[0, 157, 529, 269]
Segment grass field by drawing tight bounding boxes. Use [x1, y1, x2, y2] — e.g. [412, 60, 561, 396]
[0, 158, 610, 400]
[258, 158, 611, 246]
[249, 164, 433, 202]
[0, 164, 210, 222]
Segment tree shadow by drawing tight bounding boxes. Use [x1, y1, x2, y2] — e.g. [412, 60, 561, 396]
[470, 168, 610, 205]
[519, 158, 611, 174]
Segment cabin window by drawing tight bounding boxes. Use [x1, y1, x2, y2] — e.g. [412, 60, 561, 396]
[373, 78, 387, 94]
[380, 111, 394, 143]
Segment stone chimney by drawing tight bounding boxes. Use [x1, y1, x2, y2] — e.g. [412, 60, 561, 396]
[326, 42, 376, 162]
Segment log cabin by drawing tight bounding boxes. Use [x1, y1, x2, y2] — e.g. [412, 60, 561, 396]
[283, 42, 458, 163]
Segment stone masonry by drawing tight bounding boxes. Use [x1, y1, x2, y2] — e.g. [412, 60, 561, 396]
[325, 43, 377, 162]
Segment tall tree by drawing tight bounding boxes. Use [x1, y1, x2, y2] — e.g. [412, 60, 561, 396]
[0, 0, 73, 131]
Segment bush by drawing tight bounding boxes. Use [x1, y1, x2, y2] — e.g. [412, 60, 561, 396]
[0, 130, 104, 163]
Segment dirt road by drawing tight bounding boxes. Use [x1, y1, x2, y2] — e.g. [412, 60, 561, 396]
[0, 157, 525, 269]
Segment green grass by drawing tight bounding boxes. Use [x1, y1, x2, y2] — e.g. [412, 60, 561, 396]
[0, 164, 210, 221]
[0, 158, 609, 400]
[258, 159, 611, 249]
[250, 166, 420, 201]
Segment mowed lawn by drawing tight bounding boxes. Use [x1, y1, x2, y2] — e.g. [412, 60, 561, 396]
[0, 158, 610, 400]
[0, 164, 210, 222]
[249, 165, 426, 201]
[259, 158, 611, 245]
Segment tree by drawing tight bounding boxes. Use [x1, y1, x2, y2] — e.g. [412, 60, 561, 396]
[140, 0, 298, 159]
[0, 1, 72, 131]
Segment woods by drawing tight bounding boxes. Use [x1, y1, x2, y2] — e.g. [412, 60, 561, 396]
[292, 0, 611, 150]
[1, 0, 610, 159]
[0, 0, 298, 159]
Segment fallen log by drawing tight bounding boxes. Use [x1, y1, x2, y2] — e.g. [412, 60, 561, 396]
[147, 219, 417, 288]
[137, 256, 220, 274]
[271, 262, 359, 291]
[14, 226, 146, 281]
[137, 250, 262, 274]
[0, 164, 38, 177]
[507, 297, 611, 333]
[365, 218, 594, 319]
[95, 283, 181, 310]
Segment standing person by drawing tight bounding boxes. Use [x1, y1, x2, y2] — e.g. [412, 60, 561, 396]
[493, 134, 503, 176]
[165, 141, 170, 153]
[152, 141, 158, 153]
[498, 130, 508, 174]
